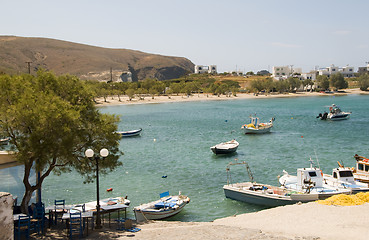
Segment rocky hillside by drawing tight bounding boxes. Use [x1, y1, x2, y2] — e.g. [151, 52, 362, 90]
[0, 36, 194, 81]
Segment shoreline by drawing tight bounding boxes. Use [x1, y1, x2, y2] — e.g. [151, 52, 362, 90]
[72, 202, 369, 240]
[95, 88, 368, 107]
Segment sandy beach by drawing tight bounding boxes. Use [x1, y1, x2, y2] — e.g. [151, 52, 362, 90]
[36, 201, 367, 240]
[95, 88, 367, 107]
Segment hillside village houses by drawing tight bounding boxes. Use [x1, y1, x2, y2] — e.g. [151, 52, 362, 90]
[272, 64, 357, 81]
[194, 65, 217, 74]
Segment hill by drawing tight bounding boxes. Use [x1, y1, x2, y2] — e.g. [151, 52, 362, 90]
[0, 36, 194, 81]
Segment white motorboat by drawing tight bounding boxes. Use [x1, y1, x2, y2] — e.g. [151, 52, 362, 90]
[133, 191, 190, 222]
[279, 160, 351, 199]
[223, 161, 318, 207]
[323, 166, 369, 194]
[352, 154, 369, 184]
[210, 139, 239, 154]
[317, 104, 351, 120]
[241, 115, 274, 134]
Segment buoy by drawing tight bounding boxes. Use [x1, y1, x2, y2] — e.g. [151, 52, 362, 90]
[153, 138, 156, 142]
[107, 188, 113, 192]
[301, 136, 303, 138]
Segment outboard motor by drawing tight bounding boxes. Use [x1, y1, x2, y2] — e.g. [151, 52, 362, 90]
[321, 112, 328, 120]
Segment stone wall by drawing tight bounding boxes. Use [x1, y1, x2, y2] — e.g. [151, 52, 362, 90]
[0, 192, 14, 240]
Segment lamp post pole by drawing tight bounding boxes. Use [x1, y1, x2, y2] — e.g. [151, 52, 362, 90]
[85, 148, 109, 229]
[95, 155, 101, 229]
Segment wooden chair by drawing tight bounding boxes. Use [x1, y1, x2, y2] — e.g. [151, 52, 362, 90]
[31, 203, 46, 235]
[14, 215, 31, 240]
[69, 211, 83, 239]
[54, 199, 66, 225]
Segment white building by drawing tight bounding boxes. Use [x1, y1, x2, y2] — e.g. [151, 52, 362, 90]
[194, 65, 217, 74]
[272, 66, 302, 79]
[318, 64, 354, 78]
[299, 73, 316, 81]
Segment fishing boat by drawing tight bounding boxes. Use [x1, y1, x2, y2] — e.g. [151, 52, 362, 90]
[241, 115, 274, 134]
[323, 166, 369, 194]
[279, 160, 351, 199]
[317, 104, 351, 120]
[116, 128, 142, 137]
[352, 154, 369, 183]
[133, 191, 190, 222]
[223, 161, 318, 207]
[210, 139, 239, 154]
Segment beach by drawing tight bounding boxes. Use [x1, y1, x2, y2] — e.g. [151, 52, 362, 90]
[38, 201, 369, 240]
[96, 88, 367, 107]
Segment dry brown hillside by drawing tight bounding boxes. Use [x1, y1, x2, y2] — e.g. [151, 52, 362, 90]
[0, 36, 194, 81]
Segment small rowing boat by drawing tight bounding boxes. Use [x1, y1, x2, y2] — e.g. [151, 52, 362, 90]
[133, 191, 190, 222]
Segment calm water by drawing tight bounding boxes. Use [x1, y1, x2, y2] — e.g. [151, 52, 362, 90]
[17, 94, 369, 221]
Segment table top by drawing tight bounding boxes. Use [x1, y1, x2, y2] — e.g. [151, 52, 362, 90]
[45, 204, 74, 211]
[100, 203, 129, 211]
[62, 211, 93, 220]
[13, 213, 29, 221]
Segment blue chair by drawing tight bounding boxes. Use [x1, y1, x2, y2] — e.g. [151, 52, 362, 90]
[14, 215, 31, 240]
[69, 211, 83, 239]
[54, 199, 66, 225]
[31, 203, 46, 235]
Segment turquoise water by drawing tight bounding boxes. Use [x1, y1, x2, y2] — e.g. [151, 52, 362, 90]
[39, 94, 369, 221]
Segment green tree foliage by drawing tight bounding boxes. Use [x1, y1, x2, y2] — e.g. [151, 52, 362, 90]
[0, 71, 121, 213]
[126, 88, 135, 100]
[317, 75, 330, 90]
[330, 73, 348, 90]
[287, 77, 301, 92]
[358, 74, 369, 91]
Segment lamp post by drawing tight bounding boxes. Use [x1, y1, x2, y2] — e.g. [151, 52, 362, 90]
[85, 148, 109, 229]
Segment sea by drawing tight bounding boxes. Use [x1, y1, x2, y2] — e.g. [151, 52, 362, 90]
[2, 93, 369, 222]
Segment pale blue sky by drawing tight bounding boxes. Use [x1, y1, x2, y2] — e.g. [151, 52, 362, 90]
[1, 0, 369, 73]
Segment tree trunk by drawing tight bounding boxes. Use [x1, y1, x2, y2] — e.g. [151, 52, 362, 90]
[20, 186, 34, 214]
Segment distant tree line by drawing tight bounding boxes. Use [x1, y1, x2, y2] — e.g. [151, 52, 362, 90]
[248, 72, 367, 94]
[87, 74, 241, 102]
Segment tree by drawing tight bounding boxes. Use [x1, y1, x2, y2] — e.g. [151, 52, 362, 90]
[330, 73, 348, 90]
[317, 75, 330, 90]
[358, 74, 369, 91]
[126, 88, 135, 101]
[287, 77, 301, 92]
[0, 71, 122, 214]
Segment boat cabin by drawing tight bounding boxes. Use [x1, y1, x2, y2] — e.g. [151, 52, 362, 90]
[353, 156, 369, 183]
[297, 168, 323, 188]
[331, 168, 355, 183]
[249, 117, 259, 126]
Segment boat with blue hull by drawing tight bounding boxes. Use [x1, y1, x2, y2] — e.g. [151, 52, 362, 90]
[317, 104, 351, 121]
[210, 140, 239, 155]
[116, 128, 142, 137]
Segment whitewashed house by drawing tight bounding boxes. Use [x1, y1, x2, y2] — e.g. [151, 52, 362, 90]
[318, 64, 354, 78]
[272, 66, 302, 79]
[194, 65, 217, 74]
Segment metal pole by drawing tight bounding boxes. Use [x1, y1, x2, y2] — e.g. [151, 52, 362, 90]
[95, 156, 102, 229]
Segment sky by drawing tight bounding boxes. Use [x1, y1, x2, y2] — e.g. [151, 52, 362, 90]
[1, 0, 369, 73]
